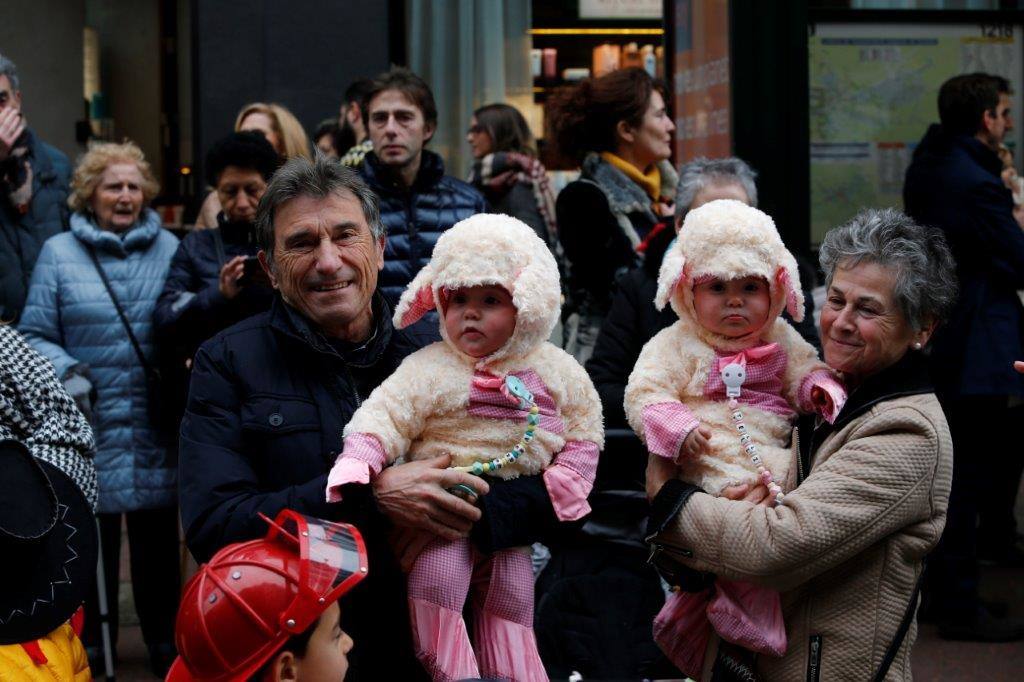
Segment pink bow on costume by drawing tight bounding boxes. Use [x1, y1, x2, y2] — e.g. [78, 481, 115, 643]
[468, 369, 564, 434]
[716, 342, 780, 372]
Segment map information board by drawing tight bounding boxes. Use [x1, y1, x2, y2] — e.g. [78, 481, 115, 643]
[809, 22, 1022, 244]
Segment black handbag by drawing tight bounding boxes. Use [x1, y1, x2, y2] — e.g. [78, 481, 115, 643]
[87, 246, 176, 447]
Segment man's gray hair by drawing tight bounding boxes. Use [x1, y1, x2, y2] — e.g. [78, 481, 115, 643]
[675, 156, 758, 223]
[0, 53, 19, 92]
[818, 208, 957, 331]
[255, 154, 386, 264]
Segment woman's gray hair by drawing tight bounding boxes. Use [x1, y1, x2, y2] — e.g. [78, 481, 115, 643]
[675, 156, 758, 223]
[819, 208, 957, 331]
[255, 154, 386, 266]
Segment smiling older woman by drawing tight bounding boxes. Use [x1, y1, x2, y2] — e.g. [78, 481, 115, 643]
[644, 208, 956, 680]
[18, 141, 181, 674]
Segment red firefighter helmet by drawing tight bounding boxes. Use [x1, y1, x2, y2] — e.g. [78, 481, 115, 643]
[166, 510, 368, 682]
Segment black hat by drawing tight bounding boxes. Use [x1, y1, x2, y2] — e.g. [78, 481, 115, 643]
[0, 440, 98, 644]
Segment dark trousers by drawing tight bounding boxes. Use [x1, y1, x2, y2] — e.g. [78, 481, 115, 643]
[82, 506, 182, 651]
[927, 396, 1022, 618]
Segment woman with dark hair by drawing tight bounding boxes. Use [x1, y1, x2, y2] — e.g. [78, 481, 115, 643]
[548, 67, 677, 362]
[467, 103, 557, 249]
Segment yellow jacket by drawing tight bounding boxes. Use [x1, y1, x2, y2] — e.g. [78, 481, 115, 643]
[0, 623, 91, 681]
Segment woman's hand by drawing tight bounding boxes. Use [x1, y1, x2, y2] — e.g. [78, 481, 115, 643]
[372, 455, 490, 540]
[722, 483, 772, 506]
[646, 452, 677, 500]
[218, 255, 247, 299]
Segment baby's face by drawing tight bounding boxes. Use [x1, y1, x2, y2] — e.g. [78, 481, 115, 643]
[692, 275, 770, 338]
[443, 285, 517, 358]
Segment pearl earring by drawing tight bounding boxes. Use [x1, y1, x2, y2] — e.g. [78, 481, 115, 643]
[913, 342, 923, 350]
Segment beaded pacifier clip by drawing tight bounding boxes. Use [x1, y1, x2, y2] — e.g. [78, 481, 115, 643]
[721, 363, 785, 507]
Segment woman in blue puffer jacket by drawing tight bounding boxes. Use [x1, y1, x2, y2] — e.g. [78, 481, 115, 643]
[18, 141, 181, 676]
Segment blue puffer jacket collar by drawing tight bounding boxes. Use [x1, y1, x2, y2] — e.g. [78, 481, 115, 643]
[361, 148, 446, 193]
[70, 208, 162, 257]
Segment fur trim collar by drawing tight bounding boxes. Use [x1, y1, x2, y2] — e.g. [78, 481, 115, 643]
[581, 152, 678, 224]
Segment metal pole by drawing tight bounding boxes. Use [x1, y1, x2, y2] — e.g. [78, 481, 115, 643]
[95, 517, 115, 681]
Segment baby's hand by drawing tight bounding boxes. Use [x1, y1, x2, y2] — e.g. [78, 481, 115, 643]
[679, 426, 712, 462]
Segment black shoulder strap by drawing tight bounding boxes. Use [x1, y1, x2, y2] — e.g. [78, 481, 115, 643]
[872, 566, 924, 681]
[86, 246, 153, 374]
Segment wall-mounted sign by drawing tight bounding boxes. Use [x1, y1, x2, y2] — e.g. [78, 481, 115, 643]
[672, 0, 731, 162]
[579, 0, 662, 20]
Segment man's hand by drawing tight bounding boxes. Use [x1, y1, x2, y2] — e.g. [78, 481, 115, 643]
[680, 426, 712, 460]
[218, 255, 247, 299]
[646, 452, 677, 501]
[721, 483, 772, 506]
[0, 108, 26, 163]
[373, 455, 490, 540]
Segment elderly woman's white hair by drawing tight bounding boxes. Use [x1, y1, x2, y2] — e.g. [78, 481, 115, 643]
[819, 208, 958, 331]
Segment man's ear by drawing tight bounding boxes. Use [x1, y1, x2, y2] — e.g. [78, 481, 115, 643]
[423, 120, 437, 144]
[376, 235, 385, 271]
[616, 119, 636, 146]
[257, 250, 279, 290]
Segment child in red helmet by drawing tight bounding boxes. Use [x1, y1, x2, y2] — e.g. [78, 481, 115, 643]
[166, 510, 368, 682]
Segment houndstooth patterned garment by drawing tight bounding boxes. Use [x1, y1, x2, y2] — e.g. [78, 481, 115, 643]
[0, 325, 98, 509]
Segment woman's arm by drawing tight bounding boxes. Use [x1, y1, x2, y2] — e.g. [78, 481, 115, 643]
[17, 242, 81, 378]
[650, 404, 947, 592]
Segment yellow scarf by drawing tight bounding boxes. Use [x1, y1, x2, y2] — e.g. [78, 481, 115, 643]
[600, 151, 662, 201]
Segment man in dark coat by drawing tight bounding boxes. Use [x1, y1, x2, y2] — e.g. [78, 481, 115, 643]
[359, 67, 487, 305]
[0, 53, 71, 323]
[904, 71, 1024, 641]
[179, 157, 564, 680]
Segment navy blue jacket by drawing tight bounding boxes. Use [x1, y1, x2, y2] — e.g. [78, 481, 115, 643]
[154, 216, 274, 360]
[904, 124, 1024, 397]
[360, 150, 487, 305]
[179, 294, 562, 679]
[0, 130, 71, 322]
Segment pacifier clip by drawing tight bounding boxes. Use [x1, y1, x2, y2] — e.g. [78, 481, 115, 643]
[721, 362, 785, 507]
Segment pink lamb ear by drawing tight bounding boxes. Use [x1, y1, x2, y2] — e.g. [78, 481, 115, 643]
[398, 285, 435, 328]
[776, 267, 804, 322]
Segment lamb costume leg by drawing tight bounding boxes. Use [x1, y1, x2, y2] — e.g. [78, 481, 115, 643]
[326, 214, 604, 681]
[623, 199, 846, 677]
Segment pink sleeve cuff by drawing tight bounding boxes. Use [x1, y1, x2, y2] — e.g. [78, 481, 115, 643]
[325, 433, 388, 502]
[544, 440, 599, 522]
[642, 402, 700, 461]
[797, 369, 847, 424]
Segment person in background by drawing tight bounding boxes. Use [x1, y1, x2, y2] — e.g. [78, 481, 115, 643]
[339, 78, 375, 168]
[18, 141, 181, 676]
[358, 67, 487, 305]
[466, 103, 557, 249]
[548, 67, 678, 363]
[644, 208, 955, 680]
[314, 118, 350, 160]
[0, 52, 71, 323]
[904, 72, 1024, 642]
[156, 131, 280, 360]
[194, 101, 311, 228]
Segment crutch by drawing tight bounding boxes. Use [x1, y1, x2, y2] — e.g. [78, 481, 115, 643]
[95, 517, 116, 681]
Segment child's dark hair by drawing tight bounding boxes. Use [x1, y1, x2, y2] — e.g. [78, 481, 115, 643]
[248, 625, 316, 681]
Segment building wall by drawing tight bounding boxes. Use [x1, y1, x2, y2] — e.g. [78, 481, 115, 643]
[0, 0, 86, 159]
[192, 0, 393, 188]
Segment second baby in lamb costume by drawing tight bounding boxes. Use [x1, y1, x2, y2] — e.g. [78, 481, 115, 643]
[625, 199, 845, 677]
[326, 214, 603, 682]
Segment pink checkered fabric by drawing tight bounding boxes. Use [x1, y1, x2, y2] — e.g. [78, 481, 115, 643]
[551, 440, 599, 483]
[468, 368, 565, 434]
[340, 433, 387, 473]
[797, 369, 847, 423]
[643, 401, 701, 460]
[705, 346, 793, 417]
[408, 538, 534, 626]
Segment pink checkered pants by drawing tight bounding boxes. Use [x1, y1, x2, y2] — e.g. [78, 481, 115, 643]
[407, 537, 547, 681]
